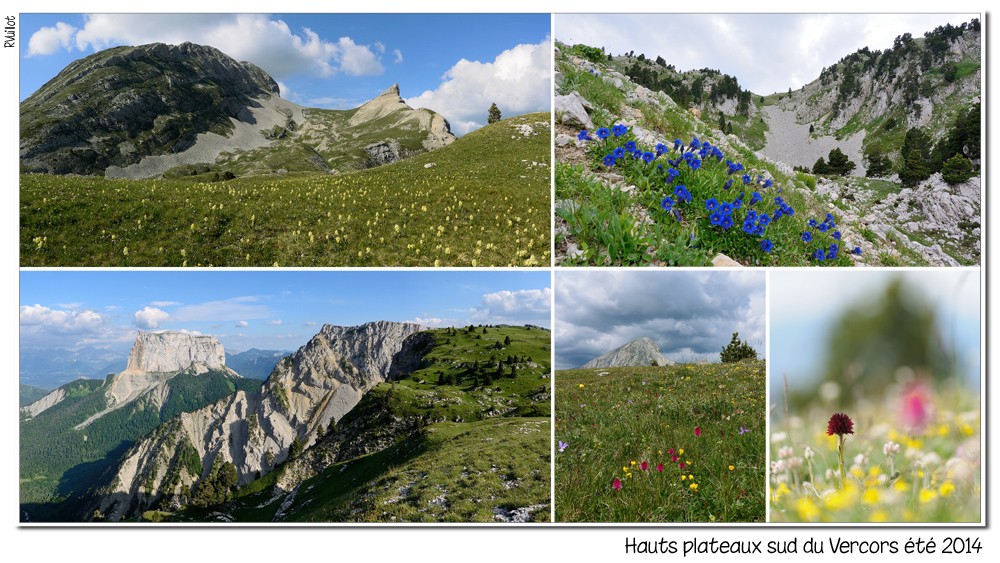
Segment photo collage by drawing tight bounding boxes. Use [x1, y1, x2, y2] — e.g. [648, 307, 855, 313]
[16, 11, 983, 533]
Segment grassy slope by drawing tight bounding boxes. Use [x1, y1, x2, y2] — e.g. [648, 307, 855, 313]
[170, 326, 551, 523]
[555, 362, 766, 522]
[20, 384, 51, 407]
[21, 113, 550, 267]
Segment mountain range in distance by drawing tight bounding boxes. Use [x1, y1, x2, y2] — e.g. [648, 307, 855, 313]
[21, 322, 552, 523]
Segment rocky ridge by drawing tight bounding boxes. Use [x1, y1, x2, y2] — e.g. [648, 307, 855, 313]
[582, 337, 672, 369]
[93, 321, 424, 520]
[20, 44, 455, 178]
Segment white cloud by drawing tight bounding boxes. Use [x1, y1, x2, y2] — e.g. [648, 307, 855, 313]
[149, 300, 180, 307]
[20, 304, 104, 331]
[134, 306, 169, 329]
[171, 296, 270, 323]
[409, 316, 446, 327]
[235, 320, 249, 328]
[406, 37, 551, 135]
[393, 49, 403, 64]
[31, 14, 387, 81]
[470, 288, 551, 327]
[27, 22, 77, 56]
[267, 319, 283, 326]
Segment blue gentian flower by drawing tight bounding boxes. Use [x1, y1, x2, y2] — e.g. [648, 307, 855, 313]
[673, 139, 683, 152]
[761, 239, 773, 253]
[720, 202, 733, 214]
[690, 136, 701, 149]
[613, 147, 625, 159]
[742, 174, 752, 185]
[612, 124, 628, 137]
[801, 232, 812, 243]
[705, 198, 718, 211]
[661, 197, 674, 211]
[814, 249, 826, 261]
[721, 215, 733, 230]
[655, 143, 668, 156]
[578, 130, 592, 141]
[689, 158, 701, 171]
[667, 168, 680, 182]
[710, 211, 724, 226]
[602, 154, 616, 167]
[596, 127, 611, 139]
[757, 213, 770, 227]
[642, 151, 655, 163]
[749, 192, 762, 206]
[852, 246, 862, 255]
[833, 230, 842, 240]
[723, 178, 733, 190]
[625, 141, 637, 152]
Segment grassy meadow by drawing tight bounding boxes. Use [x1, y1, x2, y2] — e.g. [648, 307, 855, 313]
[555, 361, 766, 522]
[21, 113, 550, 267]
[770, 382, 981, 523]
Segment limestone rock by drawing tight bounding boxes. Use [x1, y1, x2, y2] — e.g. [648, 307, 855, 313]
[582, 337, 672, 369]
[93, 320, 426, 521]
[555, 92, 594, 130]
[712, 254, 743, 267]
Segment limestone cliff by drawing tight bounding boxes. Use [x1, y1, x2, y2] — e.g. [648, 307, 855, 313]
[93, 321, 424, 520]
[582, 337, 672, 369]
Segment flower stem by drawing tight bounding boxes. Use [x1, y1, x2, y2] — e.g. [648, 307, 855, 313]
[837, 435, 846, 490]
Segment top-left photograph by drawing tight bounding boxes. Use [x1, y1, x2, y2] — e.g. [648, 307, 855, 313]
[20, 13, 552, 267]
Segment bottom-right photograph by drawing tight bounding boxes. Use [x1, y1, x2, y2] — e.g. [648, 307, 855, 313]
[769, 269, 981, 523]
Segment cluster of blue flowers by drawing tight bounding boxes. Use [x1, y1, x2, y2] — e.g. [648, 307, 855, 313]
[575, 124, 862, 263]
[802, 213, 862, 261]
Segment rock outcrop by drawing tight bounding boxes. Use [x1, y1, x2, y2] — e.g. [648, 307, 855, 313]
[123, 331, 227, 375]
[21, 46, 456, 178]
[582, 337, 672, 369]
[93, 321, 425, 520]
[20, 387, 66, 418]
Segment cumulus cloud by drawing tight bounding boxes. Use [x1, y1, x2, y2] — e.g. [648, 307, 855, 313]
[406, 37, 551, 135]
[21, 304, 105, 331]
[554, 271, 764, 369]
[149, 300, 180, 307]
[27, 22, 77, 56]
[20, 304, 124, 350]
[133, 306, 169, 329]
[30, 14, 387, 80]
[235, 320, 249, 328]
[267, 319, 283, 326]
[393, 49, 403, 64]
[470, 288, 551, 327]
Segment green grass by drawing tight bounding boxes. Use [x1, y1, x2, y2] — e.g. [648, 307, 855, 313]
[21, 113, 550, 267]
[559, 128, 856, 266]
[725, 113, 769, 151]
[555, 362, 766, 522]
[557, 63, 626, 117]
[281, 417, 550, 522]
[770, 384, 980, 523]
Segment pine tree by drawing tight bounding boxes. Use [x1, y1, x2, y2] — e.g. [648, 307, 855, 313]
[487, 103, 502, 124]
[720, 332, 757, 363]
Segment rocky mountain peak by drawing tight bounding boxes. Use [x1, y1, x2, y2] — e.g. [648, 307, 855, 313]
[123, 331, 227, 375]
[582, 336, 672, 369]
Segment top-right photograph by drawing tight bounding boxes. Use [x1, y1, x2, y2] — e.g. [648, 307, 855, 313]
[554, 14, 981, 267]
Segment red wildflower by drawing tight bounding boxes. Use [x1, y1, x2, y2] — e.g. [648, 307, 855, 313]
[656, 463, 664, 472]
[612, 478, 622, 490]
[678, 462, 686, 470]
[694, 427, 702, 437]
[640, 461, 649, 471]
[671, 455, 679, 462]
[667, 448, 675, 455]
[826, 412, 855, 436]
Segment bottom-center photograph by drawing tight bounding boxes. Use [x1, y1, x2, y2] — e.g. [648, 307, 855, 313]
[554, 270, 766, 523]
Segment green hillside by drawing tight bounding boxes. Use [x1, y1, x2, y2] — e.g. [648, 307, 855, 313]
[151, 326, 551, 523]
[19, 384, 51, 407]
[20, 372, 261, 520]
[21, 112, 550, 267]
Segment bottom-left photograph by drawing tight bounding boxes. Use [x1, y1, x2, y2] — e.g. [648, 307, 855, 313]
[19, 270, 552, 523]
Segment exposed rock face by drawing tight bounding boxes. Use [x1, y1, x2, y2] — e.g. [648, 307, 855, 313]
[20, 42, 279, 175]
[21, 47, 455, 178]
[582, 337, 672, 369]
[124, 331, 226, 375]
[94, 321, 425, 521]
[20, 387, 66, 418]
[363, 139, 403, 166]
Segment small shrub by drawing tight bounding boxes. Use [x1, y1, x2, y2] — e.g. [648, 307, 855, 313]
[720, 332, 756, 363]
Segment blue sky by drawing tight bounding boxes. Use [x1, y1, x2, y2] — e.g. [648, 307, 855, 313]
[20, 270, 552, 355]
[20, 13, 551, 134]
[770, 270, 981, 390]
[556, 13, 978, 94]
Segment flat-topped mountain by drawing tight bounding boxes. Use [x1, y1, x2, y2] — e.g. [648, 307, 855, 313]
[20, 42, 455, 178]
[582, 336, 672, 369]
